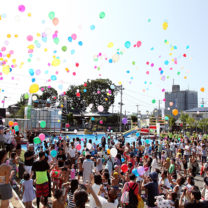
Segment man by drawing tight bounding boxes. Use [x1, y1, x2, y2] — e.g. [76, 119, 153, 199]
[24, 144, 35, 174]
[32, 151, 50, 208]
[142, 172, 159, 208]
[57, 148, 66, 167]
[67, 142, 77, 164]
[82, 152, 94, 183]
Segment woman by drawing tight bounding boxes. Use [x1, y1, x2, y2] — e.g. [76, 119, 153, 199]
[159, 170, 171, 194]
[68, 179, 79, 208]
[0, 150, 14, 208]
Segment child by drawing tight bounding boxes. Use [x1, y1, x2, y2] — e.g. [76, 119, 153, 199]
[51, 163, 61, 192]
[59, 167, 69, 189]
[70, 164, 76, 180]
[52, 189, 66, 208]
[22, 172, 35, 208]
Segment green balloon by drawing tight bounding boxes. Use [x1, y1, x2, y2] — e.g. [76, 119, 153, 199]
[14, 126, 19, 132]
[48, 11, 55, 20]
[53, 37, 59, 45]
[62, 46, 67, 52]
[24, 93, 29, 99]
[152, 99, 156, 104]
[83, 151, 85, 156]
[99, 11, 106, 19]
[40, 121, 46, 128]
[34, 137, 41, 144]
[132, 61, 135, 65]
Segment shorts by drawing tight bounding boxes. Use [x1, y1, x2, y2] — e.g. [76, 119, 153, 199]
[36, 182, 49, 198]
[16, 144, 21, 150]
[0, 184, 13, 200]
[202, 156, 207, 163]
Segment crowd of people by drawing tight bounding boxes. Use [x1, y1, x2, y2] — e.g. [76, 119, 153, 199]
[0, 126, 208, 208]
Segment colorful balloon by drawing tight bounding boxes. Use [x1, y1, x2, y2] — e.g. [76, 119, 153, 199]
[122, 118, 128, 125]
[76, 144, 81, 151]
[137, 166, 145, 176]
[99, 11, 106, 19]
[172, 109, 178, 116]
[39, 133, 45, 141]
[8, 121, 14, 126]
[121, 164, 128, 173]
[110, 148, 117, 157]
[40, 120, 46, 128]
[50, 149, 57, 157]
[48, 11, 55, 20]
[132, 168, 139, 177]
[34, 137, 41, 144]
[124, 41, 131, 49]
[29, 84, 39, 94]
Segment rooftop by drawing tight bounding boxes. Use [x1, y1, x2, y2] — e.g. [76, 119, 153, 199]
[185, 107, 208, 113]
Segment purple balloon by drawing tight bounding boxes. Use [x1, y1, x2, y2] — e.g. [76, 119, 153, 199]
[122, 118, 128, 125]
[137, 166, 145, 176]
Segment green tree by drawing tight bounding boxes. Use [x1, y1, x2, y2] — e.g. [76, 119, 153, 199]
[180, 113, 189, 127]
[64, 85, 87, 113]
[187, 117, 196, 129]
[39, 86, 58, 104]
[84, 79, 117, 112]
[167, 115, 176, 132]
[198, 118, 208, 133]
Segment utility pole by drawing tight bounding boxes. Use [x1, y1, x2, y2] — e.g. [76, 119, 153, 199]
[117, 85, 124, 133]
[136, 105, 139, 116]
[201, 98, 205, 107]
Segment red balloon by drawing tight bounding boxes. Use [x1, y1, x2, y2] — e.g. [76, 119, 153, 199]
[65, 123, 70, 128]
[121, 164, 128, 173]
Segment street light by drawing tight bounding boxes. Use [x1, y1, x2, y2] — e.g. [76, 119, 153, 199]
[2, 96, 7, 108]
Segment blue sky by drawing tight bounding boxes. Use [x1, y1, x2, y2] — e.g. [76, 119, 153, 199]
[0, 0, 207, 114]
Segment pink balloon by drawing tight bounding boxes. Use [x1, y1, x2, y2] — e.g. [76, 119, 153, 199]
[76, 144, 81, 151]
[71, 33, 77, 40]
[27, 35, 33, 41]
[65, 123, 70, 128]
[137, 166, 145, 176]
[13, 122, 18, 126]
[18, 5, 25, 12]
[137, 41, 142, 47]
[99, 120, 103, 124]
[39, 133, 45, 141]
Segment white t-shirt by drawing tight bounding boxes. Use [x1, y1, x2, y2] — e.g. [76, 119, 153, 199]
[89, 184, 101, 208]
[98, 196, 118, 208]
[184, 145, 190, 155]
[68, 148, 76, 158]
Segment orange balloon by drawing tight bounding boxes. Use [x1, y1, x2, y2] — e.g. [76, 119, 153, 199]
[172, 109, 178, 116]
[52, 17, 59, 26]
[8, 121, 14, 126]
[200, 87, 205, 92]
[107, 149, 110, 155]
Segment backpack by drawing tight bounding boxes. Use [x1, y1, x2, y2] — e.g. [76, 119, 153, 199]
[121, 183, 138, 207]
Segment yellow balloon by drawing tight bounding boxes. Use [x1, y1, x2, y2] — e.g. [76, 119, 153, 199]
[107, 42, 114, 48]
[29, 84, 39, 94]
[2, 65, 10, 75]
[28, 45, 34, 50]
[163, 22, 168, 30]
[172, 109, 178, 116]
[52, 58, 61, 67]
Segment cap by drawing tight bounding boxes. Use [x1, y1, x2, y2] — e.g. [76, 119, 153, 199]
[113, 172, 118, 176]
[149, 172, 158, 181]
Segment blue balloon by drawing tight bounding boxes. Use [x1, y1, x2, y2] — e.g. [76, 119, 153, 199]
[164, 60, 169, 65]
[71, 49, 75, 55]
[91, 117, 95, 121]
[78, 41, 83, 46]
[29, 68, 34, 76]
[121, 158, 125, 163]
[51, 75, 57, 81]
[124, 41, 131, 49]
[83, 89, 87, 92]
[68, 36, 72, 42]
[145, 139, 150, 144]
[132, 168, 139, 177]
[32, 78, 36, 82]
[109, 59, 113, 63]
[50, 150, 57, 158]
[136, 132, 140, 137]
[90, 25, 95, 30]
